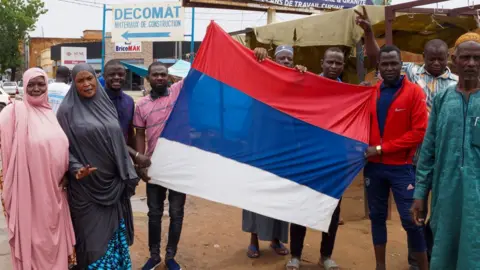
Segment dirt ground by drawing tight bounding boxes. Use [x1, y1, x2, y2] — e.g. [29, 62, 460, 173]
[129, 173, 411, 270]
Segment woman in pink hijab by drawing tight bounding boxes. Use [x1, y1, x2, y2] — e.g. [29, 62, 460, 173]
[0, 68, 76, 270]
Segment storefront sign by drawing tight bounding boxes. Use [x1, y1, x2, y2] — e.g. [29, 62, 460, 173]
[115, 42, 142, 52]
[60, 47, 87, 69]
[111, 2, 185, 42]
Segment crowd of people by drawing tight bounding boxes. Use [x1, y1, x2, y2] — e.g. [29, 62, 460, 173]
[0, 7, 479, 270]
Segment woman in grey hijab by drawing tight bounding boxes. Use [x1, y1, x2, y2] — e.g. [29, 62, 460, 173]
[57, 63, 139, 269]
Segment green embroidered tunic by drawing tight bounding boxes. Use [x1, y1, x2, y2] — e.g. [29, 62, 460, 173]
[414, 85, 480, 270]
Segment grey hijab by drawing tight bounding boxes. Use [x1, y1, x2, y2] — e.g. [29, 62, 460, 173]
[57, 63, 138, 267]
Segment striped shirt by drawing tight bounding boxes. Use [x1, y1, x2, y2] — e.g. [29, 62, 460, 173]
[133, 80, 183, 157]
[402, 63, 458, 112]
[402, 63, 458, 165]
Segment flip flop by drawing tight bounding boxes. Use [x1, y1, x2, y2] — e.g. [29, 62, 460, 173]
[270, 242, 289, 256]
[319, 258, 340, 270]
[247, 245, 260, 258]
[286, 258, 301, 270]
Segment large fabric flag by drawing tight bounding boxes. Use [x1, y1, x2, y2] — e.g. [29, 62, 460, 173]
[149, 22, 374, 231]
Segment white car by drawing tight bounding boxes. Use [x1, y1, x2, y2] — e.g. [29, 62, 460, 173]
[1, 81, 18, 96]
[0, 88, 10, 112]
[17, 81, 24, 96]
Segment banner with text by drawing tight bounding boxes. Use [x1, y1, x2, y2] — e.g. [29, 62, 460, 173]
[252, 0, 374, 10]
[111, 2, 185, 42]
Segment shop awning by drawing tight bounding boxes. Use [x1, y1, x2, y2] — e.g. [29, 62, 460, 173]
[168, 60, 191, 78]
[251, 5, 476, 53]
[253, 6, 387, 48]
[120, 61, 148, 77]
[121, 60, 191, 78]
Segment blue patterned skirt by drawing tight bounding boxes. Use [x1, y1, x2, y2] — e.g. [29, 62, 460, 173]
[87, 219, 132, 270]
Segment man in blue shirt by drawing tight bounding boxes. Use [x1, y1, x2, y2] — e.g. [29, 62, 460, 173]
[103, 60, 150, 167]
[319, 47, 344, 82]
[288, 47, 345, 270]
[98, 74, 106, 88]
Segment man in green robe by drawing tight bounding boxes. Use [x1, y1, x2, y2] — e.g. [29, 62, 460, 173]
[412, 32, 480, 270]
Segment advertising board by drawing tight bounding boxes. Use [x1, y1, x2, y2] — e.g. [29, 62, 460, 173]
[111, 2, 185, 42]
[60, 47, 87, 69]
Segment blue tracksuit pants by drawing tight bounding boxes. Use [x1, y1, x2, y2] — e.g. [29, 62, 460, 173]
[364, 162, 426, 252]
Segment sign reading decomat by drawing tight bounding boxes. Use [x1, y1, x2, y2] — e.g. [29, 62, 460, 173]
[111, 2, 185, 42]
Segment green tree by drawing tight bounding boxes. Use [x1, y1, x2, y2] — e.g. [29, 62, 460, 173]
[0, 0, 47, 80]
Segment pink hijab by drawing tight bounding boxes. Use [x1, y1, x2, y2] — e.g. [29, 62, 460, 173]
[0, 68, 75, 270]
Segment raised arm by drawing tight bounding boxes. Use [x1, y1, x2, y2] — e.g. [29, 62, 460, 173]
[355, 6, 380, 69]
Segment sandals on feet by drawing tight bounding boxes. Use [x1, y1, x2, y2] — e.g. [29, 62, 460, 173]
[270, 242, 289, 256]
[246, 245, 260, 258]
[319, 258, 340, 270]
[286, 258, 301, 270]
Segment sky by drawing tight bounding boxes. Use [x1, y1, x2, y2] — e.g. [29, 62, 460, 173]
[30, 0, 469, 40]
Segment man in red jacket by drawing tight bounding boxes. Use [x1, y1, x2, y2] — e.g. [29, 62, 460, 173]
[364, 45, 429, 270]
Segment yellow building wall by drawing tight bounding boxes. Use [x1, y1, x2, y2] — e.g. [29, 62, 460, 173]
[40, 49, 54, 78]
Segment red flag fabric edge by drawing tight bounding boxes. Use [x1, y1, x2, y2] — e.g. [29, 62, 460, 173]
[192, 21, 374, 144]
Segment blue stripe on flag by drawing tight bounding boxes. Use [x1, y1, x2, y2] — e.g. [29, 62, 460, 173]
[162, 69, 367, 199]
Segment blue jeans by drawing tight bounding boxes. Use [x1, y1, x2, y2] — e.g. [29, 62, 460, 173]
[364, 163, 426, 253]
[147, 183, 186, 260]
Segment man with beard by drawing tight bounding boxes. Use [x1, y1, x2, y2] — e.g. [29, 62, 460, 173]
[134, 62, 185, 270]
[364, 45, 429, 270]
[355, 8, 457, 268]
[103, 60, 150, 167]
[412, 32, 480, 270]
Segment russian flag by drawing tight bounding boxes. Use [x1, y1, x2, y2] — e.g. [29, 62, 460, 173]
[149, 22, 373, 231]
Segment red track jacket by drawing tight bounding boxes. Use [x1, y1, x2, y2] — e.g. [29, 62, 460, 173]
[368, 77, 428, 165]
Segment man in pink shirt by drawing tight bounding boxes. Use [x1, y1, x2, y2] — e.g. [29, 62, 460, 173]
[134, 62, 184, 270]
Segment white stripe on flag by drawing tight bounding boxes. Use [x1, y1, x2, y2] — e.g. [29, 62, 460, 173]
[148, 138, 340, 232]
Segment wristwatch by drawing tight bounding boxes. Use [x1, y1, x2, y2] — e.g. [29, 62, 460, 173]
[375, 145, 382, 155]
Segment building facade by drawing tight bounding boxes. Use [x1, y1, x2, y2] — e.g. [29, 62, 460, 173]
[50, 36, 201, 89]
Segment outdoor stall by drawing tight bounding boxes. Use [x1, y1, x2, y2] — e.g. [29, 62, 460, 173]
[231, 5, 477, 84]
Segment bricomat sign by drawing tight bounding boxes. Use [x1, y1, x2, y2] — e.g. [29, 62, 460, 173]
[115, 42, 142, 53]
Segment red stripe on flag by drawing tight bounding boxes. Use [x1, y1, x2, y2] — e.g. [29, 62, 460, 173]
[192, 21, 374, 144]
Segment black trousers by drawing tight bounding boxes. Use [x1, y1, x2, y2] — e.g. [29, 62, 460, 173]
[408, 165, 433, 268]
[147, 183, 186, 260]
[290, 199, 341, 258]
[407, 199, 433, 267]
